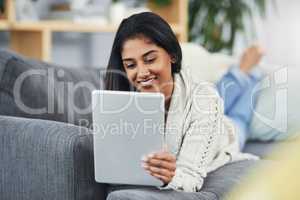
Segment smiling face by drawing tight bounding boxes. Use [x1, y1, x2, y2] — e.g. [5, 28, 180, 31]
[121, 36, 174, 101]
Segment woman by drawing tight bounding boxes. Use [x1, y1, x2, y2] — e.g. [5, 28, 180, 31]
[105, 12, 256, 198]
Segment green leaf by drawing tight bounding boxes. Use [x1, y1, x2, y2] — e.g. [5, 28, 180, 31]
[188, 0, 270, 53]
[150, 0, 172, 7]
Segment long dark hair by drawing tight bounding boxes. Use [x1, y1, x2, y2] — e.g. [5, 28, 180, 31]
[105, 12, 182, 91]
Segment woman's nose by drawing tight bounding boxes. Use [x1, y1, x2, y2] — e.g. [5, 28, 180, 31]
[137, 67, 151, 78]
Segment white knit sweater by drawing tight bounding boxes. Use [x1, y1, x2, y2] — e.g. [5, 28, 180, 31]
[163, 68, 258, 192]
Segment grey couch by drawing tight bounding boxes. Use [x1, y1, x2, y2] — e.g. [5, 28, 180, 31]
[0, 49, 277, 200]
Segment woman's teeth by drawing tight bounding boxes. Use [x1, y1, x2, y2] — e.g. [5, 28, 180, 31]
[140, 77, 156, 86]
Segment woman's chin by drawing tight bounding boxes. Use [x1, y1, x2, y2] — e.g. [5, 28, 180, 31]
[137, 85, 160, 93]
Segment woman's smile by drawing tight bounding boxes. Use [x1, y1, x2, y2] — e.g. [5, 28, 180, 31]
[137, 76, 158, 87]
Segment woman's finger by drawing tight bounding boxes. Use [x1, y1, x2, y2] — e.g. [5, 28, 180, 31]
[150, 172, 170, 184]
[142, 163, 170, 183]
[146, 158, 176, 171]
[148, 166, 175, 179]
[150, 152, 176, 162]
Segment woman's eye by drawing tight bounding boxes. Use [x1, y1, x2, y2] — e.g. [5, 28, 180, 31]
[125, 63, 135, 69]
[145, 58, 156, 64]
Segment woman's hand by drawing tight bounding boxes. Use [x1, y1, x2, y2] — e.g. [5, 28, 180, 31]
[142, 151, 176, 185]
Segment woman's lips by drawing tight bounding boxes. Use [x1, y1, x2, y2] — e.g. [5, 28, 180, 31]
[138, 77, 157, 87]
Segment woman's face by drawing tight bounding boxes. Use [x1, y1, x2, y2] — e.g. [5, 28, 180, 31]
[121, 36, 174, 100]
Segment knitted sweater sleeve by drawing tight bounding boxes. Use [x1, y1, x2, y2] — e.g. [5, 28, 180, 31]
[165, 83, 224, 192]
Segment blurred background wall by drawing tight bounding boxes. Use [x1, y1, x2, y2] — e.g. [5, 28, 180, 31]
[0, 0, 299, 69]
[254, 0, 300, 67]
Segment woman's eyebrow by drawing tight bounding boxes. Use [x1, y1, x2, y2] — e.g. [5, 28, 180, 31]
[122, 50, 158, 61]
[122, 58, 134, 62]
[142, 50, 158, 57]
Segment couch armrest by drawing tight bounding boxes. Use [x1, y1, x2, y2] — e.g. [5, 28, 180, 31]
[0, 115, 106, 200]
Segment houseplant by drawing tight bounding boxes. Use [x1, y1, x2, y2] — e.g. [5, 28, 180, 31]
[133, 0, 172, 8]
[148, 0, 172, 7]
[189, 0, 271, 53]
[0, 0, 4, 16]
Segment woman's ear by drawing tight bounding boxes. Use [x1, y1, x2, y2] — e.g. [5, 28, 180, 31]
[171, 56, 177, 64]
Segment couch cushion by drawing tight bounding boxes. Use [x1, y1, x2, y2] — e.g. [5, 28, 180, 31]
[0, 49, 20, 81]
[180, 42, 235, 83]
[244, 140, 298, 159]
[202, 160, 274, 199]
[0, 115, 107, 200]
[0, 49, 103, 127]
[249, 67, 300, 141]
[243, 141, 278, 158]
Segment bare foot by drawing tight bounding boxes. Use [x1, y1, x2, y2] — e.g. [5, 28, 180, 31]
[239, 44, 264, 74]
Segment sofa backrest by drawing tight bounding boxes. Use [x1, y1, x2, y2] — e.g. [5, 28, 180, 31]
[180, 42, 236, 83]
[0, 49, 103, 127]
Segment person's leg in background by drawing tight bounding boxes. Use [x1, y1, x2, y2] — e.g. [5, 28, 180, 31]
[217, 45, 264, 150]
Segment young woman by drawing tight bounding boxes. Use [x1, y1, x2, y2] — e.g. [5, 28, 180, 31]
[105, 12, 256, 198]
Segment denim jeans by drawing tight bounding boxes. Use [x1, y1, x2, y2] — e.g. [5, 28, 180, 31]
[217, 66, 262, 150]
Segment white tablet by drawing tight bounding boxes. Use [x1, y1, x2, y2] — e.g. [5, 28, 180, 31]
[92, 90, 165, 186]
